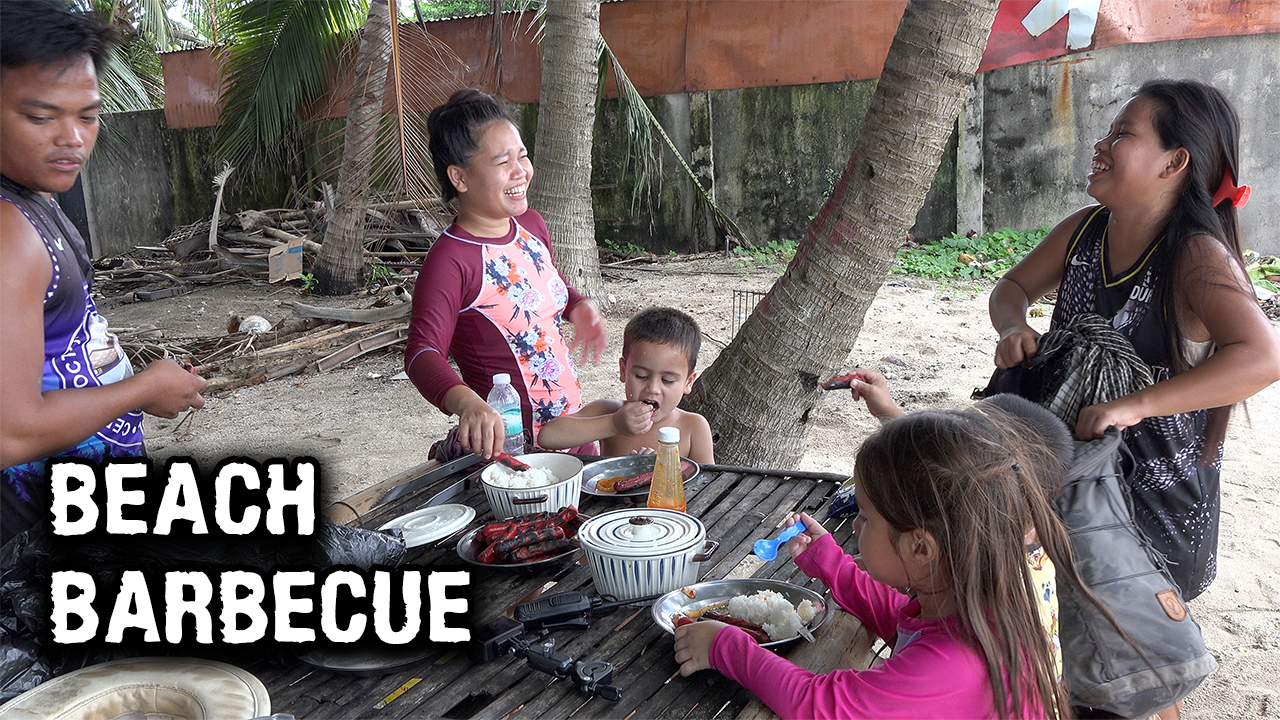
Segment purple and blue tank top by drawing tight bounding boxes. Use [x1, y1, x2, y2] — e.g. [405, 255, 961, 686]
[1, 175, 143, 545]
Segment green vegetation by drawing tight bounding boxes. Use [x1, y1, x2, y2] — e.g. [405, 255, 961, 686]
[733, 239, 798, 266]
[893, 226, 1049, 280]
[366, 260, 396, 286]
[299, 272, 318, 292]
[1248, 259, 1280, 294]
[602, 237, 651, 257]
[401, 0, 544, 21]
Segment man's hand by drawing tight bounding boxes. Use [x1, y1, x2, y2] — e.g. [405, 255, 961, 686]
[566, 300, 607, 364]
[673, 620, 725, 676]
[612, 400, 655, 436]
[136, 360, 206, 418]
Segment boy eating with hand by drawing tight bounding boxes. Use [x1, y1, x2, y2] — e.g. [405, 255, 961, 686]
[537, 307, 714, 463]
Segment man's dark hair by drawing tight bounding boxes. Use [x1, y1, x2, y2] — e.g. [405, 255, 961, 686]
[622, 307, 702, 374]
[0, 0, 117, 74]
[427, 89, 519, 203]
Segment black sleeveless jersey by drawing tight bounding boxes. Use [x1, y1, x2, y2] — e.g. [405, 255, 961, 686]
[1051, 206, 1219, 599]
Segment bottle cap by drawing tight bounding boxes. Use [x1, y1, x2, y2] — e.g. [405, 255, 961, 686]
[658, 427, 680, 444]
[492, 373, 510, 385]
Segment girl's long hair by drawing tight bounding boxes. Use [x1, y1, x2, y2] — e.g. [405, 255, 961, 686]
[1136, 79, 1252, 452]
[855, 407, 1089, 719]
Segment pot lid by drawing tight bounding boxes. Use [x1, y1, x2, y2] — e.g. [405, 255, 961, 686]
[578, 508, 704, 557]
[379, 504, 475, 548]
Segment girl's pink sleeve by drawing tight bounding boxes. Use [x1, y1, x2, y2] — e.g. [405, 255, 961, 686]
[707, 624, 989, 720]
[517, 209, 584, 312]
[794, 534, 909, 642]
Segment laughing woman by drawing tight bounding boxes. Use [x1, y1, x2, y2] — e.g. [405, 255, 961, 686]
[989, 79, 1280, 601]
[406, 89, 606, 459]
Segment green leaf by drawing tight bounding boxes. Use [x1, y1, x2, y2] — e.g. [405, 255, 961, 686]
[213, 0, 368, 172]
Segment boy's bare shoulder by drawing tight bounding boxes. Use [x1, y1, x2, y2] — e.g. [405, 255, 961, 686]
[668, 407, 710, 429]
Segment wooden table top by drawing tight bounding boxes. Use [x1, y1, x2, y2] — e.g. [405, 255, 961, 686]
[255, 460, 868, 719]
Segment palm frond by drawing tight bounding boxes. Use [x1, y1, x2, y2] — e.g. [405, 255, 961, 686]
[602, 38, 749, 245]
[98, 42, 160, 112]
[312, 16, 461, 217]
[132, 0, 172, 47]
[213, 0, 368, 173]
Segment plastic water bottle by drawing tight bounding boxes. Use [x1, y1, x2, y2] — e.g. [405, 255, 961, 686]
[487, 373, 526, 455]
[646, 427, 685, 512]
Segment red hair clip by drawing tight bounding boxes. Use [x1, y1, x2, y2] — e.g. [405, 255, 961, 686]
[1211, 170, 1250, 208]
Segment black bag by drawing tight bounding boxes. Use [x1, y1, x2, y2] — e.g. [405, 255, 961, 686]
[1055, 429, 1216, 717]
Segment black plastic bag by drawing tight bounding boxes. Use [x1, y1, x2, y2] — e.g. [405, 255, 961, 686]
[313, 522, 406, 569]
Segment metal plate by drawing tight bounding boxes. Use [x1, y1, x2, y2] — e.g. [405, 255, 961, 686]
[581, 456, 700, 498]
[455, 519, 587, 570]
[651, 578, 828, 648]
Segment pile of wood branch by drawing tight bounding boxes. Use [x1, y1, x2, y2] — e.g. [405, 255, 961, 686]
[161, 200, 452, 271]
[92, 255, 251, 301]
[117, 296, 414, 393]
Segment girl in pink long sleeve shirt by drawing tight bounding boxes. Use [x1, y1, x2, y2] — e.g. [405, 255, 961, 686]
[675, 407, 1089, 719]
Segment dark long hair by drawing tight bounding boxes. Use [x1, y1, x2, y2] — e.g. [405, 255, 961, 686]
[426, 88, 518, 203]
[1136, 79, 1252, 451]
[855, 407, 1089, 719]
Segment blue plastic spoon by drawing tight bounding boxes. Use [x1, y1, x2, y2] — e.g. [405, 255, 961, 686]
[753, 520, 807, 561]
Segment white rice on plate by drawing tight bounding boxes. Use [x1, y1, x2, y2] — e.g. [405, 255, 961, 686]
[488, 465, 559, 489]
[726, 589, 817, 642]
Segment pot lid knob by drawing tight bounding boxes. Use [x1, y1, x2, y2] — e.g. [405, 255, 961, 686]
[624, 516, 660, 542]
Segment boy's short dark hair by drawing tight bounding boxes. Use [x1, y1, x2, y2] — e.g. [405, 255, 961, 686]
[0, 0, 117, 74]
[622, 307, 701, 374]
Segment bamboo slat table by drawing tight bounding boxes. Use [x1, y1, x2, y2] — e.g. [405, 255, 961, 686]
[255, 460, 873, 719]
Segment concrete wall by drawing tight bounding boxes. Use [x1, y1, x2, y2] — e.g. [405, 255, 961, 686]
[79, 110, 299, 256]
[587, 81, 958, 254]
[82, 110, 176, 257]
[980, 33, 1280, 255]
[82, 83, 960, 257]
[86, 32, 1277, 258]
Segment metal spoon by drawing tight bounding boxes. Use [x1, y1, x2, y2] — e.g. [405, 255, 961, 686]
[753, 520, 807, 561]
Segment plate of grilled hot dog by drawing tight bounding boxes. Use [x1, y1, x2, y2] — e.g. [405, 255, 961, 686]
[456, 506, 586, 569]
[580, 455, 700, 498]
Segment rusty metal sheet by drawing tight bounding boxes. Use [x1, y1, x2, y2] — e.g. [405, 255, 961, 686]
[684, 0, 907, 91]
[600, 0, 688, 97]
[1097, 0, 1280, 46]
[160, 49, 224, 129]
[161, 1, 1280, 129]
[980, 0, 1280, 73]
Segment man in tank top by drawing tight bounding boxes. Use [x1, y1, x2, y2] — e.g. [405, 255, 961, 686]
[0, 0, 206, 545]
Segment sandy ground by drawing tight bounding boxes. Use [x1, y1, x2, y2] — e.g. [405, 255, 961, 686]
[106, 256, 1280, 718]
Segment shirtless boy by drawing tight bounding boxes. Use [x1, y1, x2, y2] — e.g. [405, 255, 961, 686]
[538, 307, 714, 463]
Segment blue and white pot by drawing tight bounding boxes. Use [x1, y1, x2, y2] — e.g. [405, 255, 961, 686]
[480, 453, 582, 520]
[577, 509, 719, 601]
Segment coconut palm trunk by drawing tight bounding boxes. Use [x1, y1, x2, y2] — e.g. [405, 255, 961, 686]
[528, 0, 605, 300]
[313, 0, 394, 296]
[685, 0, 1000, 466]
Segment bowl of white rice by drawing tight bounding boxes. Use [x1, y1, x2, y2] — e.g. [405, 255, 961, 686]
[480, 453, 583, 519]
[652, 578, 828, 648]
